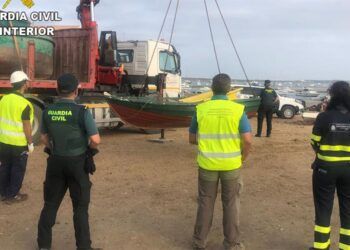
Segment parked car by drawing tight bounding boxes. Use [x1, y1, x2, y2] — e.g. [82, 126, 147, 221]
[233, 85, 305, 119]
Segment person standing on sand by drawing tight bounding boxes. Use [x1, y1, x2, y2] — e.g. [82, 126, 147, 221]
[310, 81, 350, 250]
[37, 74, 102, 250]
[255, 80, 279, 137]
[0, 71, 34, 204]
[189, 73, 252, 250]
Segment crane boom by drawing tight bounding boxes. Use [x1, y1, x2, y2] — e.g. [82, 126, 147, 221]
[76, 0, 100, 28]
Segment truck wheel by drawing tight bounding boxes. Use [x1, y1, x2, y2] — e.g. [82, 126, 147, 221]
[32, 103, 43, 145]
[281, 105, 295, 119]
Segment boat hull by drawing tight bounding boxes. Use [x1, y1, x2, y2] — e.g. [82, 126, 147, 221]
[109, 103, 192, 129]
[108, 96, 260, 129]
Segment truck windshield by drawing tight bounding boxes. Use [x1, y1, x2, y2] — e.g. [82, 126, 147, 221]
[117, 50, 134, 63]
[159, 51, 177, 73]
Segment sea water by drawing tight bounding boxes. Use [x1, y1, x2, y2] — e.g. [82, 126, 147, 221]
[182, 77, 332, 107]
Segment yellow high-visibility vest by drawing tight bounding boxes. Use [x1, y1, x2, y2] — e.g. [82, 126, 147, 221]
[197, 100, 244, 171]
[0, 93, 34, 146]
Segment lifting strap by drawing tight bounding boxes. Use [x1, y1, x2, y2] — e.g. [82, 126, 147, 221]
[214, 0, 252, 88]
[204, 0, 221, 73]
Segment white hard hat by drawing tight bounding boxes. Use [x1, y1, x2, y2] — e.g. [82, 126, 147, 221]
[10, 71, 29, 85]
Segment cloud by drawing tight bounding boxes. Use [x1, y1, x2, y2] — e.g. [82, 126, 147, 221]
[3, 0, 350, 80]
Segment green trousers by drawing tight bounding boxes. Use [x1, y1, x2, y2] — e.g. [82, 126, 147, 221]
[193, 168, 243, 249]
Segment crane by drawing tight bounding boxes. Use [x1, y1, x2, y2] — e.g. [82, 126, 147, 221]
[76, 0, 100, 28]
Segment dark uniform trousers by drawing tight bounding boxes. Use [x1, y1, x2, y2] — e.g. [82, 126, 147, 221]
[37, 154, 92, 250]
[0, 143, 28, 198]
[313, 164, 350, 249]
[257, 107, 273, 136]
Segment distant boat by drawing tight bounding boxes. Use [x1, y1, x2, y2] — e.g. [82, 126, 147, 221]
[276, 87, 295, 96]
[189, 86, 211, 94]
[181, 80, 192, 88]
[295, 88, 319, 97]
[107, 96, 260, 129]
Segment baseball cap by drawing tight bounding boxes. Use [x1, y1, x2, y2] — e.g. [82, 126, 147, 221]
[57, 74, 79, 94]
[265, 80, 271, 84]
[10, 71, 29, 85]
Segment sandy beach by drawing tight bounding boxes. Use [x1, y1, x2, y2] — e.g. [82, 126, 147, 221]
[0, 116, 343, 250]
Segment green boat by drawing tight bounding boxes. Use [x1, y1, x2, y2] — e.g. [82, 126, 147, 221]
[107, 95, 260, 129]
[0, 12, 54, 79]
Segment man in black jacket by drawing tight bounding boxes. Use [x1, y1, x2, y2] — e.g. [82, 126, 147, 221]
[255, 80, 279, 137]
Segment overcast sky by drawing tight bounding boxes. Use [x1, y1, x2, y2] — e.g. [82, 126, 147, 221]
[5, 0, 350, 80]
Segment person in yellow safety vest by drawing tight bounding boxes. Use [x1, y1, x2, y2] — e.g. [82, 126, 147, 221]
[0, 71, 34, 204]
[310, 81, 350, 250]
[189, 73, 252, 250]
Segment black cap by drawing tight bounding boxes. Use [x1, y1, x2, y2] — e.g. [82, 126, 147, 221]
[57, 74, 79, 94]
[265, 80, 271, 84]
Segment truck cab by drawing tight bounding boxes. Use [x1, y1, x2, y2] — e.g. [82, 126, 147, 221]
[117, 40, 182, 98]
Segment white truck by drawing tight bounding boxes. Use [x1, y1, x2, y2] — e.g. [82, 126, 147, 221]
[117, 40, 182, 98]
[276, 94, 305, 119]
[234, 85, 305, 119]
